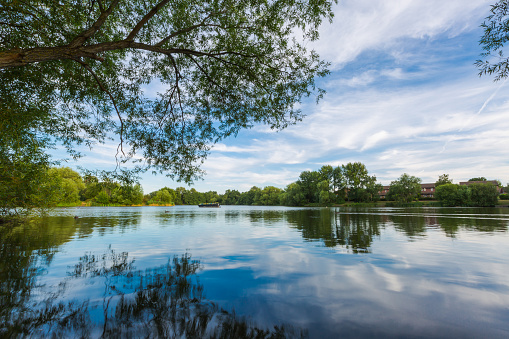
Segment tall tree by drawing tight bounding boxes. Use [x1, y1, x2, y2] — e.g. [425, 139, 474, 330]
[331, 166, 346, 201]
[149, 188, 174, 205]
[435, 174, 452, 187]
[318, 165, 334, 183]
[342, 162, 379, 202]
[387, 173, 422, 203]
[1, 0, 335, 184]
[280, 183, 305, 206]
[257, 186, 282, 206]
[297, 170, 321, 203]
[48, 167, 86, 204]
[435, 184, 469, 207]
[469, 183, 499, 207]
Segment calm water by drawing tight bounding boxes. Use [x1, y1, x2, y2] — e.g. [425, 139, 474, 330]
[1, 206, 509, 338]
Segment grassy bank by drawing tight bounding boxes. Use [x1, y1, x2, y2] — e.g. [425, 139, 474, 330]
[55, 202, 175, 207]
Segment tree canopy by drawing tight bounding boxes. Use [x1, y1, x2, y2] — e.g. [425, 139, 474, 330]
[468, 177, 488, 182]
[1, 0, 335, 183]
[435, 174, 452, 187]
[387, 173, 421, 203]
[435, 182, 498, 207]
[477, 0, 509, 81]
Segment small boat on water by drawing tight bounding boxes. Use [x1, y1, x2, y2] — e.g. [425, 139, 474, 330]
[198, 202, 221, 208]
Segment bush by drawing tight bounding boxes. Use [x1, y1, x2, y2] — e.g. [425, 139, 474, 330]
[499, 193, 509, 200]
[435, 184, 469, 207]
[469, 183, 498, 207]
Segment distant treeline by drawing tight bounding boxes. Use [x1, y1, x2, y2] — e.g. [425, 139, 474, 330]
[2, 165, 507, 219]
[22, 163, 383, 207]
[122, 162, 383, 206]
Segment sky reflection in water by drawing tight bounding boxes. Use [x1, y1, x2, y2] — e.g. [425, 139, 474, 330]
[1, 206, 509, 338]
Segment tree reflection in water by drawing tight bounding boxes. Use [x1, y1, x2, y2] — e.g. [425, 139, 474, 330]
[286, 207, 508, 252]
[1, 245, 306, 338]
[286, 209, 381, 253]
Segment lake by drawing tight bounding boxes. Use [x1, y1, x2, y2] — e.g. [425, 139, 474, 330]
[1, 206, 509, 338]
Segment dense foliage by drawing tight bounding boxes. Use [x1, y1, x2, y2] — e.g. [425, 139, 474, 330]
[435, 182, 499, 207]
[0, 167, 145, 215]
[2, 166, 504, 217]
[469, 183, 499, 207]
[1, 0, 335, 186]
[435, 174, 452, 187]
[16, 162, 381, 208]
[386, 173, 422, 203]
[435, 184, 470, 207]
[468, 177, 488, 182]
[211, 162, 382, 206]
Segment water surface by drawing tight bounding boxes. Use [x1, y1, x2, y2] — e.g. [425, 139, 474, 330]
[1, 206, 508, 338]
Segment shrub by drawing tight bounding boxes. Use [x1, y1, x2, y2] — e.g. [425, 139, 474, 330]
[469, 183, 498, 207]
[435, 184, 469, 207]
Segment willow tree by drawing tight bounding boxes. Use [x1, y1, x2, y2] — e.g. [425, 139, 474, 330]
[477, 0, 509, 80]
[1, 0, 334, 185]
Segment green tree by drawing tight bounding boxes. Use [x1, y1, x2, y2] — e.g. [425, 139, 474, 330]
[238, 186, 261, 205]
[364, 178, 383, 203]
[221, 189, 241, 205]
[1, 0, 335, 184]
[48, 167, 86, 205]
[95, 190, 110, 205]
[469, 183, 498, 207]
[476, 1, 509, 81]
[468, 177, 487, 182]
[0, 121, 58, 218]
[317, 180, 334, 205]
[387, 173, 422, 203]
[342, 162, 379, 202]
[318, 165, 334, 183]
[435, 184, 469, 207]
[174, 187, 187, 205]
[331, 166, 346, 202]
[149, 189, 174, 205]
[114, 183, 144, 205]
[257, 186, 283, 206]
[203, 190, 220, 204]
[280, 183, 305, 206]
[343, 162, 368, 195]
[182, 188, 202, 205]
[435, 174, 452, 187]
[297, 170, 321, 203]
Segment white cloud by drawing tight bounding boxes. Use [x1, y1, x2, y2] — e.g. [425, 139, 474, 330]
[361, 131, 390, 151]
[313, 0, 488, 67]
[343, 70, 377, 87]
[159, 70, 509, 191]
[380, 68, 407, 80]
[64, 0, 509, 193]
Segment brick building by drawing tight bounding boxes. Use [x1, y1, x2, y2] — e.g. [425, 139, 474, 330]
[379, 180, 503, 200]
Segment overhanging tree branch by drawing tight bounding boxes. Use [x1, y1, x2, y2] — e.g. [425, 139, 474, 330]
[126, 0, 171, 41]
[186, 54, 231, 95]
[155, 10, 228, 47]
[0, 40, 262, 68]
[68, 0, 120, 48]
[73, 58, 125, 157]
[1, 0, 334, 184]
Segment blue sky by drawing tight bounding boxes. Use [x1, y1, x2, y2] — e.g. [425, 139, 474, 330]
[67, 0, 509, 194]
